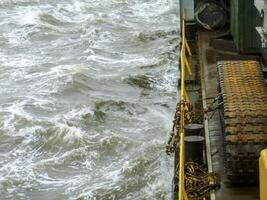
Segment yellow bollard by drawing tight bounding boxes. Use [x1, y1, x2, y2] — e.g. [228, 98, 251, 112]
[260, 149, 267, 200]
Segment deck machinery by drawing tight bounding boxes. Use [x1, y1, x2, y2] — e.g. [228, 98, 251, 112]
[168, 0, 267, 199]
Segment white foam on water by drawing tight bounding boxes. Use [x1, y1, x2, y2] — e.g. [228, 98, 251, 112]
[19, 10, 41, 25]
[63, 106, 94, 120]
[0, 100, 32, 132]
[0, 0, 39, 5]
[0, 0, 179, 199]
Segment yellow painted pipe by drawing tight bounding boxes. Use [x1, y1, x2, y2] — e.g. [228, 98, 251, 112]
[178, 9, 192, 200]
[260, 149, 267, 200]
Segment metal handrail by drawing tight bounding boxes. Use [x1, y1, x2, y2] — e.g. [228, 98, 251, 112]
[260, 149, 267, 200]
[178, 10, 192, 200]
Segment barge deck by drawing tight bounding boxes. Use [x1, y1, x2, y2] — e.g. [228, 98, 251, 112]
[198, 31, 260, 200]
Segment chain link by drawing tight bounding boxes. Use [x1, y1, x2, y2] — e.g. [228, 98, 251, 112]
[176, 162, 220, 199]
[166, 100, 220, 198]
[166, 100, 193, 155]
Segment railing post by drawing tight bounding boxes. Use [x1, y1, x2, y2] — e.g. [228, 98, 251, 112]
[260, 149, 267, 200]
[178, 10, 192, 200]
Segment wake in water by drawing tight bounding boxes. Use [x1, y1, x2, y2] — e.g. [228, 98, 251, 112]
[0, 0, 180, 199]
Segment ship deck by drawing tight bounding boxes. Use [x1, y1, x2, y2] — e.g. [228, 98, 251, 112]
[197, 31, 260, 200]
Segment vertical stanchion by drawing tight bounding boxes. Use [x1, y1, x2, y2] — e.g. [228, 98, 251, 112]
[177, 10, 192, 200]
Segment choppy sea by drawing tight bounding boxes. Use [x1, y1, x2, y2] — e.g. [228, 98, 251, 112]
[0, 0, 180, 199]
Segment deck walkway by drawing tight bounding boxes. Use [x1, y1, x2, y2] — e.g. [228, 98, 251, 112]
[198, 31, 259, 200]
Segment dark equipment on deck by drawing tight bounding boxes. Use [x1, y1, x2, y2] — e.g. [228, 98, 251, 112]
[185, 123, 204, 136]
[185, 136, 204, 165]
[195, 0, 227, 30]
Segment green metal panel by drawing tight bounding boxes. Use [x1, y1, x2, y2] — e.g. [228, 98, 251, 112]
[230, 0, 261, 53]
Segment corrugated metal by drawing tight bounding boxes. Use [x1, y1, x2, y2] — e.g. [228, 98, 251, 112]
[230, 0, 261, 53]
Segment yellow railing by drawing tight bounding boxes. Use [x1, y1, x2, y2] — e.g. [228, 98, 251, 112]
[178, 11, 192, 200]
[260, 149, 267, 200]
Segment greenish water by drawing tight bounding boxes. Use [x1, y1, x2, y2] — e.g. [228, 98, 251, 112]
[0, 0, 180, 199]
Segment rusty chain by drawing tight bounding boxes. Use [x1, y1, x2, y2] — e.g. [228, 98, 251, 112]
[176, 162, 220, 199]
[166, 100, 194, 155]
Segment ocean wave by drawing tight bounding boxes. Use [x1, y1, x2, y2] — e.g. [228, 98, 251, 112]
[0, 0, 179, 199]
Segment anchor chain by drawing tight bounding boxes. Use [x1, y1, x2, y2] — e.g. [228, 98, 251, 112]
[166, 100, 193, 155]
[176, 162, 220, 199]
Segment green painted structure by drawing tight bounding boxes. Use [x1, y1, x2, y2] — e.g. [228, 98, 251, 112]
[230, 0, 261, 53]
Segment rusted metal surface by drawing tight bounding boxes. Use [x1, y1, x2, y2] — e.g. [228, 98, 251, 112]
[218, 60, 267, 184]
[198, 31, 260, 199]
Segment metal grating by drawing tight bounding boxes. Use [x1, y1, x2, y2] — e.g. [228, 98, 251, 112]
[218, 60, 267, 184]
